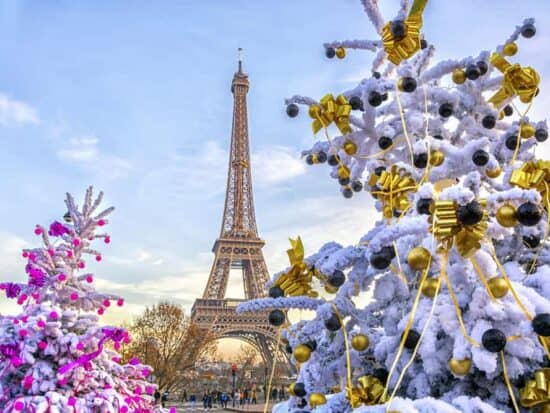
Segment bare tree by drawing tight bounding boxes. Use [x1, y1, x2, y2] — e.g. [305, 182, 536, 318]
[231, 344, 261, 389]
[125, 301, 215, 392]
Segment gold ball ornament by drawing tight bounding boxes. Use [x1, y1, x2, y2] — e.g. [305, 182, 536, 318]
[351, 334, 370, 351]
[452, 69, 466, 84]
[496, 204, 518, 227]
[488, 277, 509, 298]
[503, 42, 518, 56]
[429, 150, 445, 166]
[397, 197, 409, 211]
[309, 393, 327, 408]
[335, 47, 346, 59]
[407, 247, 432, 271]
[288, 383, 296, 396]
[337, 165, 350, 179]
[449, 358, 472, 375]
[383, 205, 393, 219]
[486, 166, 502, 178]
[520, 123, 536, 139]
[293, 344, 312, 363]
[343, 140, 358, 155]
[421, 277, 440, 298]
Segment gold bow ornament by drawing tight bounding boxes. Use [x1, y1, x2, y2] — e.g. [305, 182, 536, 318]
[510, 160, 550, 210]
[368, 165, 417, 219]
[381, 0, 428, 65]
[488, 52, 540, 107]
[346, 376, 386, 408]
[309, 94, 352, 135]
[430, 200, 488, 257]
[273, 237, 318, 298]
[520, 369, 550, 412]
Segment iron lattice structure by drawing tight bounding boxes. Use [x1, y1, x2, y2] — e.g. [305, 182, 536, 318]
[191, 55, 287, 370]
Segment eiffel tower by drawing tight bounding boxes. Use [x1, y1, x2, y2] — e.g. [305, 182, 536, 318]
[191, 50, 283, 368]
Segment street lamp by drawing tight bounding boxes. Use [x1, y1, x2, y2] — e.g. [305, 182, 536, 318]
[231, 364, 237, 407]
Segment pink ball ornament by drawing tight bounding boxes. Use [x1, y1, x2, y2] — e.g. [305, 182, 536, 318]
[78, 261, 85, 269]
[49, 311, 58, 320]
[66, 250, 73, 258]
[13, 401, 25, 411]
[104, 236, 111, 244]
[58, 377, 67, 386]
[86, 275, 94, 283]
[17, 294, 28, 305]
[58, 273, 67, 282]
[22, 251, 28, 258]
[117, 298, 124, 307]
[142, 368, 150, 377]
[114, 342, 121, 350]
[48, 249, 54, 257]
[97, 307, 105, 315]
[11, 357, 22, 367]
[97, 219, 106, 226]
[23, 376, 33, 389]
[76, 342, 84, 351]
[129, 357, 140, 365]
[103, 299, 110, 307]
[70, 293, 79, 301]
[134, 387, 142, 395]
[21, 316, 28, 322]
[29, 253, 36, 261]
[68, 397, 76, 406]
[169, 408, 177, 413]
[38, 341, 48, 350]
[13, 319, 19, 324]
[72, 239, 80, 247]
[120, 406, 128, 413]
[34, 227, 42, 235]
[146, 386, 154, 395]
[37, 319, 45, 328]
[18, 329, 28, 338]
[95, 255, 102, 262]
[112, 356, 120, 363]
[32, 292, 40, 301]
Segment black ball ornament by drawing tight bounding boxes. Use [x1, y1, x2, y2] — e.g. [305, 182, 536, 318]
[378, 136, 393, 150]
[285, 344, 293, 354]
[472, 150, 489, 166]
[521, 23, 536, 38]
[373, 368, 389, 384]
[390, 20, 407, 40]
[372, 71, 381, 79]
[294, 383, 307, 398]
[523, 235, 541, 249]
[370, 246, 395, 270]
[517, 202, 543, 226]
[324, 313, 341, 331]
[305, 340, 317, 351]
[535, 128, 548, 143]
[465, 64, 481, 80]
[269, 286, 284, 298]
[305, 155, 315, 165]
[417, 198, 433, 215]
[349, 96, 363, 111]
[338, 175, 350, 185]
[533, 313, 550, 336]
[413, 153, 428, 168]
[328, 154, 340, 166]
[505, 135, 519, 151]
[351, 180, 363, 192]
[457, 201, 484, 226]
[439, 103, 454, 118]
[420, 39, 428, 49]
[399, 77, 417, 93]
[268, 309, 285, 326]
[297, 399, 307, 408]
[328, 270, 346, 287]
[368, 91, 383, 107]
[286, 103, 299, 118]
[482, 328, 506, 353]
[477, 61, 488, 75]
[432, 134, 444, 140]
[402, 329, 420, 349]
[325, 47, 336, 58]
[374, 166, 386, 176]
[316, 151, 327, 163]
[503, 105, 513, 116]
[342, 187, 353, 199]
[482, 115, 496, 129]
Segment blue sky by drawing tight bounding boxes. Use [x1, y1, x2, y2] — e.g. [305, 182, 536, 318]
[1, 0, 550, 331]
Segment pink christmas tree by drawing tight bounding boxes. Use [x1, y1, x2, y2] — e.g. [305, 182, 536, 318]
[0, 187, 171, 413]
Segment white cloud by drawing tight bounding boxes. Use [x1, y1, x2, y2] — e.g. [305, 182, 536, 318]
[0, 94, 39, 125]
[252, 145, 306, 186]
[57, 133, 133, 179]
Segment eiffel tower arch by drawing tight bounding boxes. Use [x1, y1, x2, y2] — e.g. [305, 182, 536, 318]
[191, 51, 287, 370]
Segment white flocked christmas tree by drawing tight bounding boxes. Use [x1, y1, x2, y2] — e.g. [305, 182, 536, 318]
[240, 0, 550, 412]
[0, 187, 172, 413]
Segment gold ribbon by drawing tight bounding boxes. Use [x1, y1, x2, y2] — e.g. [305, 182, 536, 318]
[369, 165, 417, 219]
[274, 237, 318, 297]
[510, 160, 550, 209]
[520, 369, 550, 410]
[309, 94, 352, 135]
[381, 0, 428, 65]
[488, 52, 540, 107]
[430, 200, 488, 257]
[346, 376, 386, 408]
